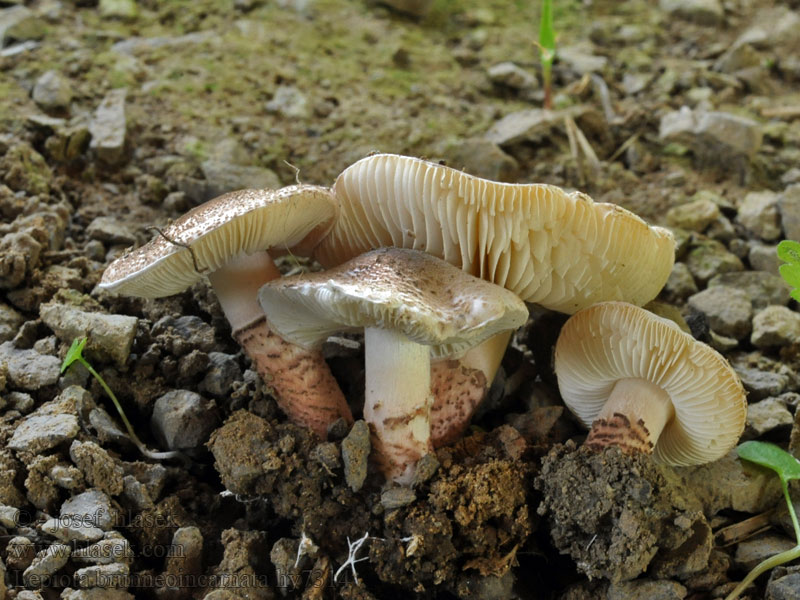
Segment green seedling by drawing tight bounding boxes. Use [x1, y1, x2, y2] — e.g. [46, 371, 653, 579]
[726, 440, 800, 600]
[777, 239, 800, 303]
[61, 337, 182, 461]
[537, 0, 556, 110]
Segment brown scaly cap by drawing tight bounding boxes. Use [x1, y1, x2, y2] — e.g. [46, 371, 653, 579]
[554, 301, 748, 466]
[99, 185, 338, 298]
[314, 153, 675, 314]
[258, 247, 529, 358]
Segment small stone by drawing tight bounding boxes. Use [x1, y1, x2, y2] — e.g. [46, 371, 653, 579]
[6, 536, 35, 570]
[32, 70, 72, 112]
[749, 242, 781, 275]
[557, 44, 608, 74]
[265, 85, 309, 118]
[751, 306, 800, 347]
[607, 579, 688, 600]
[706, 216, 736, 243]
[0, 232, 43, 289]
[69, 441, 124, 496]
[659, 0, 724, 25]
[41, 517, 104, 543]
[40, 303, 138, 366]
[735, 367, 790, 401]
[0, 341, 61, 391]
[0, 302, 24, 342]
[737, 191, 782, 241]
[442, 138, 518, 182]
[151, 390, 217, 450]
[74, 562, 130, 588]
[200, 352, 241, 396]
[685, 240, 744, 284]
[779, 184, 800, 242]
[0, 503, 19, 527]
[766, 568, 800, 600]
[89, 89, 127, 166]
[0, 6, 44, 46]
[61, 587, 134, 599]
[86, 216, 136, 245]
[71, 534, 134, 565]
[485, 106, 602, 147]
[708, 330, 739, 353]
[746, 397, 794, 438]
[666, 199, 720, 231]
[23, 543, 71, 587]
[310, 442, 340, 474]
[50, 464, 84, 489]
[0, 142, 52, 196]
[662, 262, 698, 301]
[341, 420, 370, 492]
[198, 159, 281, 203]
[687, 287, 752, 339]
[152, 316, 216, 356]
[61, 489, 116, 530]
[487, 62, 538, 91]
[380, 486, 416, 510]
[99, 0, 138, 20]
[8, 413, 79, 453]
[735, 533, 795, 571]
[707, 271, 790, 309]
[120, 475, 153, 510]
[162, 526, 203, 586]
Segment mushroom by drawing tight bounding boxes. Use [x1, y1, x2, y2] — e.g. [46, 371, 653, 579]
[99, 185, 353, 438]
[315, 153, 675, 444]
[554, 301, 747, 466]
[257, 247, 528, 483]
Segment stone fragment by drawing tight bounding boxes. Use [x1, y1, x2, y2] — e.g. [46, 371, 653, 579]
[265, 85, 309, 118]
[41, 517, 105, 543]
[751, 306, 800, 347]
[708, 271, 790, 309]
[151, 390, 218, 450]
[341, 420, 370, 492]
[659, 0, 723, 25]
[380, 486, 416, 510]
[487, 62, 538, 90]
[0, 301, 24, 342]
[734, 367, 790, 402]
[61, 489, 116, 530]
[152, 315, 216, 356]
[749, 242, 780, 275]
[662, 263, 698, 301]
[69, 441, 124, 496]
[608, 579, 688, 600]
[74, 562, 130, 588]
[89, 89, 127, 165]
[779, 184, 800, 242]
[685, 240, 744, 284]
[485, 106, 603, 147]
[0, 5, 44, 46]
[442, 138, 518, 182]
[766, 568, 800, 600]
[23, 543, 71, 587]
[735, 534, 795, 571]
[746, 397, 794, 438]
[86, 216, 137, 245]
[666, 199, 720, 231]
[197, 159, 281, 204]
[687, 287, 752, 339]
[200, 352, 241, 396]
[737, 191, 782, 241]
[8, 413, 79, 454]
[32, 70, 72, 112]
[71, 534, 134, 565]
[61, 587, 135, 599]
[0, 232, 42, 289]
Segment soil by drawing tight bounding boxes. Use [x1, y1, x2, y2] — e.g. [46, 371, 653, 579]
[2, 0, 800, 599]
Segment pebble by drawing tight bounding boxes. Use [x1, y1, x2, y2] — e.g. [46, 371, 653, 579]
[341, 420, 370, 492]
[707, 271, 790, 309]
[7, 536, 35, 570]
[153, 315, 217, 356]
[86, 216, 137, 245]
[734, 366, 790, 401]
[766, 568, 800, 600]
[737, 191, 782, 241]
[61, 489, 116, 530]
[69, 440, 124, 496]
[751, 306, 800, 347]
[200, 352, 241, 396]
[310, 441, 340, 474]
[659, 107, 762, 171]
[41, 517, 105, 543]
[0, 142, 52, 195]
[442, 138, 518, 182]
[198, 159, 281, 203]
[687, 287, 752, 339]
[779, 184, 800, 242]
[23, 543, 71, 587]
[8, 412, 79, 454]
[745, 397, 794, 438]
[265, 85, 309, 119]
[162, 526, 203, 584]
[487, 62, 538, 91]
[662, 263, 698, 301]
[0, 5, 43, 47]
[665, 199, 720, 231]
[40, 303, 138, 366]
[380, 486, 416, 510]
[120, 474, 153, 510]
[99, 0, 138, 20]
[0, 503, 18, 527]
[735, 533, 795, 571]
[74, 562, 130, 588]
[89, 89, 127, 166]
[49, 464, 84, 489]
[61, 587, 134, 599]
[151, 389, 218, 450]
[0, 301, 24, 342]
[685, 240, 744, 284]
[706, 215, 736, 243]
[32, 70, 72, 112]
[748, 242, 781, 275]
[0, 232, 43, 289]
[72, 533, 134, 565]
[557, 44, 608, 74]
[485, 106, 600, 147]
[607, 579, 688, 600]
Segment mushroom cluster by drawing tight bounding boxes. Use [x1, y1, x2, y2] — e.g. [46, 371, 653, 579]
[100, 152, 745, 485]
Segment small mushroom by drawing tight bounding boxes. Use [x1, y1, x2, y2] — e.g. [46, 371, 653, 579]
[316, 153, 675, 447]
[554, 301, 747, 466]
[99, 185, 353, 438]
[258, 247, 528, 483]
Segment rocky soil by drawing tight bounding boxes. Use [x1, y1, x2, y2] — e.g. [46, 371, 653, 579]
[2, 0, 800, 598]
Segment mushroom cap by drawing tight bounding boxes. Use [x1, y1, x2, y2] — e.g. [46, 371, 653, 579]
[314, 153, 675, 314]
[99, 185, 338, 298]
[554, 301, 747, 466]
[257, 247, 529, 359]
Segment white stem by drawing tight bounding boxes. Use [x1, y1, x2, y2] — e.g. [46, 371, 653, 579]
[596, 378, 674, 445]
[458, 330, 513, 385]
[207, 251, 280, 331]
[364, 327, 432, 484]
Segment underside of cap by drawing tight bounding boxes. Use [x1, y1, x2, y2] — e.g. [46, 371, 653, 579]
[554, 301, 747, 466]
[258, 247, 528, 357]
[314, 154, 675, 314]
[99, 185, 338, 298]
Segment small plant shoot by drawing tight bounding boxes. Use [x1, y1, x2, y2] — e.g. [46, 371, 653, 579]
[538, 0, 555, 110]
[61, 337, 182, 461]
[777, 239, 800, 302]
[726, 441, 800, 600]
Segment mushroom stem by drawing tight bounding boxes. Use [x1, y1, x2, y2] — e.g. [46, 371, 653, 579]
[585, 377, 674, 454]
[429, 331, 512, 447]
[364, 326, 432, 484]
[208, 252, 353, 438]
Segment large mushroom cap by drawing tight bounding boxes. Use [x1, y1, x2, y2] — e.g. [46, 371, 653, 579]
[314, 153, 675, 314]
[99, 184, 338, 298]
[554, 301, 747, 466]
[257, 247, 529, 358]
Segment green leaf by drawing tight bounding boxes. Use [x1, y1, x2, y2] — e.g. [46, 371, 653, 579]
[61, 337, 87, 373]
[777, 240, 800, 266]
[779, 263, 800, 289]
[738, 440, 800, 483]
[538, 0, 555, 66]
[792, 288, 800, 304]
